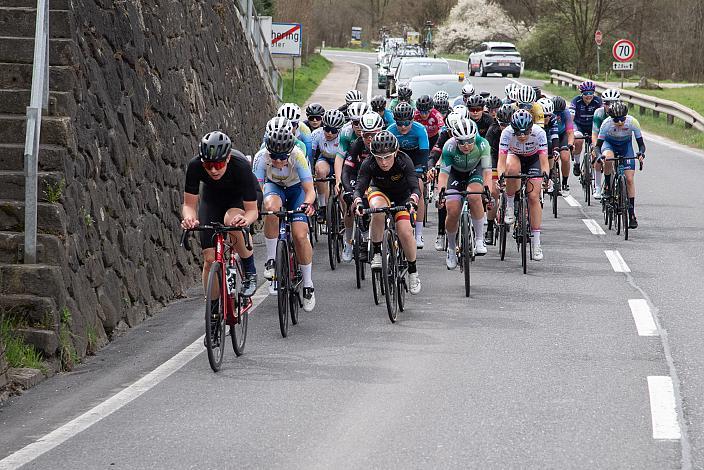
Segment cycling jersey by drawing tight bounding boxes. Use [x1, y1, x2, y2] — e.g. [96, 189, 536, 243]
[381, 109, 395, 128]
[253, 145, 312, 188]
[499, 125, 548, 157]
[338, 122, 358, 157]
[341, 139, 372, 194]
[296, 122, 313, 158]
[389, 98, 416, 111]
[542, 114, 559, 151]
[311, 127, 343, 162]
[596, 116, 645, 170]
[591, 107, 607, 136]
[569, 95, 602, 132]
[387, 121, 430, 167]
[429, 127, 452, 167]
[512, 102, 545, 126]
[451, 96, 465, 107]
[485, 122, 502, 167]
[353, 151, 420, 205]
[471, 112, 495, 137]
[413, 108, 444, 138]
[440, 136, 491, 174]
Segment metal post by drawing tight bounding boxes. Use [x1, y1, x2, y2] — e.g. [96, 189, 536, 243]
[23, 0, 50, 264]
[291, 57, 295, 99]
[597, 46, 601, 78]
[621, 71, 624, 90]
[246, 0, 253, 37]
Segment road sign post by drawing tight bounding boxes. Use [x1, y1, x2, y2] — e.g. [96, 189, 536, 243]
[595, 30, 602, 76]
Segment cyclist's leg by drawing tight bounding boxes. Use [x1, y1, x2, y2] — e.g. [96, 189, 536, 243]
[504, 153, 522, 215]
[198, 201, 227, 296]
[314, 158, 331, 214]
[622, 142, 638, 218]
[559, 132, 571, 188]
[367, 188, 390, 263]
[444, 175, 463, 256]
[523, 155, 544, 251]
[262, 184, 284, 275]
[467, 178, 486, 244]
[414, 168, 426, 246]
[573, 130, 584, 162]
[224, 206, 257, 294]
[601, 144, 615, 195]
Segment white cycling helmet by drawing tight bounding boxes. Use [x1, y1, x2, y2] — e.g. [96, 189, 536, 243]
[433, 90, 450, 102]
[345, 89, 363, 105]
[347, 101, 372, 121]
[451, 117, 478, 140]
[516, 85, 536, 105]
[461, 82, 475, 97]
[277, 103, 302, 124]
[451, 104, 469, 119]
[445, 111, 462, 129]
[537, 97, 554, 115]
[601, 88, 621, 103]
[359, 111, 384, 132]
[504, 83, 519, 99]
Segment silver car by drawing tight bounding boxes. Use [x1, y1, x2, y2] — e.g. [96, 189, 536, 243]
[468, 42, 522, 78]
[387, 57, 451, 98]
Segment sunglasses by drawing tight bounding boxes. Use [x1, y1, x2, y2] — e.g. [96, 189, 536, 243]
[373, 152, 395, 161]
[323, 126, 339, 134]
[517, 102, 532, 110]
[456, 138, 475, 146]
[515, 130, 530, 136]
[613, 116, 626, 123]
[269, 151, 290, 161]
[396, 120, 412, 127]
[351, 121, 361, 127]
[308, 115, 322, 121]
[418, 108, 431, 114]
[582, 92, 594, 96]
[469, 107, 484, 113]
[201, 160, 227, 171]
[362, 131, 380, 140]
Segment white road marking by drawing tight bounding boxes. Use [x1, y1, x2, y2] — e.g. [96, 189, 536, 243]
[604, 250, 631, 272]
[647, 376, 682, 440]
[563, 195, 581, 207]
[0, 283, 270, 470]
[346, 61, 373, 101]
[628, 299, 658, 336]
[582, 218, 605, 235]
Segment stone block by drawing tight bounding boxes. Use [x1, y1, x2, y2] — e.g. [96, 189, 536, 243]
[0, 37, 73, 66]
[16, 327, 58, 356]
[0, 89, 76, 116]
[0, 171, 64, 202]
[0, 115, 73, 147]
[7, 367, 44, 389]
[0, 293, 57, 327]
[0, 7, 71, 39]
[0, 0, 69, 7]
[0, 63, 76, 92]
[0, 199, 67, 235]
[0, 231, 65, 265]
[0, 143, 66, 172]
[0, 263, 65, 307]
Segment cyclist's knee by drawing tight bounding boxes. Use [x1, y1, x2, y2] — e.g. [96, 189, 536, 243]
[202, 249, 216, 265]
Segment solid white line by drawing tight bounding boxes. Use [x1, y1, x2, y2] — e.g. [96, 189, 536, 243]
[647, 376, 682, 440]
[628, 299, 658, 336]
[582, 218, 605, 235]
[346, 60, 373, 101]
[0, 283, 270, 470]
[563, 195, 581, 207]
[604, 250, 631, 272]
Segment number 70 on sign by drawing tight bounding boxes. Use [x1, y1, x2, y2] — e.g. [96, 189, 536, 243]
[612, 39, 635, 62]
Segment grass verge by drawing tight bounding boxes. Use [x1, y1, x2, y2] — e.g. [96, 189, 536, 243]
[521, 69, 551, 81]
[0, 314, 46, 372]
[281, 54, 333, 106]
[630, 87, 704, 116]
[544, 83, 704, 151]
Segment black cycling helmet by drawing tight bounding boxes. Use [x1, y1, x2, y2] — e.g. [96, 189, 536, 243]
[305, 102, 325, 118]
[370, 95, 387, 113]
[434, 95, 450, 114]
[552, 96, 567, 113]
[607, 101, 629, 119]
[416, 94, 433, 113]
[199, 131, 232, 162]
[393, 101, 414, 121]
[264, 117, 296, 154]
[496, 104, 515, 125]
[532, 86, 542, 98]
[370, 130, 399, 156]
[466, 94, 485, 109]
[510, 109, 534, 133]
[397, 85, 412, 101]
[485, 95, 503, 110]
[479, 90, 491, 98]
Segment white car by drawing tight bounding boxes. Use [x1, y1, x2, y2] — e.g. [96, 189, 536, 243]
[468, 42, 522, 78]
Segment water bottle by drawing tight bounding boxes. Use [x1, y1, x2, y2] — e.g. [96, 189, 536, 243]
[226, 265, 237, 295]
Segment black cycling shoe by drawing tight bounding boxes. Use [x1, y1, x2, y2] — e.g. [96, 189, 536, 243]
[629, 215, 638, 229]
[562, 182, 570, 192]
[241, 273, 257, 297]
[572, 162, 581, 176]
[485, 226, 494, 245]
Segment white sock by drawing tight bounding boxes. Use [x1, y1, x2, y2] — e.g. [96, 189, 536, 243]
[317, 193, 325, 206]
[265, 237, 277, 261]
[506, 194, 515, 209]
[447, 231, 457, 251]
[531, 230, 541, 246]
[472, 218, 484, 242]
[595, 171, 603, 188]
[301, 263, 313, 288]
[415, 221, 423, 238]
[483, 214, 488, 225]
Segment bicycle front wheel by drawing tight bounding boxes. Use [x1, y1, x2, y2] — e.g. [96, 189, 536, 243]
[327, 200, 338, 270]
[205, 262, 226, 372]
[353, 220, 363, 289]
[275, 241, 290, 338]
[460, 213, 471, 297]
[381, 229, 398, 323]
[620, 177, 629, 240]
[520, 197, 528, 274]
[498, 194, 507, 261]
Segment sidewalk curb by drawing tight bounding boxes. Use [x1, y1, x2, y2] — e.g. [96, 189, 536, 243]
[351, 62, 361, 92]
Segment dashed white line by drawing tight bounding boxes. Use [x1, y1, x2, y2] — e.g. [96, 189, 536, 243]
[562, 195, 581, 207]
[0, 283, 271, 470]
[604, 250, 630, 272]
[582, 218, 605, 235]
[628, 299, 658, 336]
[647, 376, 682, 440]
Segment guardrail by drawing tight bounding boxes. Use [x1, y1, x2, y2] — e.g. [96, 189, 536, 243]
[22, 0, 50, 264]
[550, 69, 704, 132]
[234, 0, 283, 100]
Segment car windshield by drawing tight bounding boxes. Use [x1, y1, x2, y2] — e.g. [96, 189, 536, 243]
[408, 79, 465, 100]
[399, 62, 451, 80]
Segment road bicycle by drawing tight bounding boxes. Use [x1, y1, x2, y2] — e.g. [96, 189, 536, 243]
[181, 223, 254, 372]
[261, 209, 308, 337]
[548, 150, 561, 218]
[495, 186, 509, 261]
[439, 186, 490, 297]
[314, 176, 343, 270]
[365, 205, 410, 323]
[352, 211, 370, 289]
[500, 174, 542, 274]
[577, 136, 593, 206]
[601, 153, 642, 240]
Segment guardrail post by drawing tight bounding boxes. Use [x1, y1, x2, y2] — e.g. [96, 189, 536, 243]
[653, 110, 660, 118]
[639, 105, 645, 115]
[685, 122, 692, 129]
[667, 115, 674, 125]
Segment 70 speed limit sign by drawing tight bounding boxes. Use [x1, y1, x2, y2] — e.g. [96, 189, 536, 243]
[612, 39, 635, 62]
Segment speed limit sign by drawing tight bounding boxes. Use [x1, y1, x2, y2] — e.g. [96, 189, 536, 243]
[612, 39, 635, 62]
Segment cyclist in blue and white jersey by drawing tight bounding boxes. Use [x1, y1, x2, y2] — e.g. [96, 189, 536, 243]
[497, 110, 549, 260]
[593, 101, 646, 229]
[370, 94, 395, 128]
[590, 88, 621, 199]
[537, 97, 560, 193]
[550, 96, 575, 193]
[278, 103, 313, 161]
[452, 82, 475, 107]
[569, 81, 602, 177]
[388, 101, 430, 248]
[253, 117, 317, 311]
[312, 109, 346, 223]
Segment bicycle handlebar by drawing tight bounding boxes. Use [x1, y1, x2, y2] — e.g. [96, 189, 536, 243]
[180, 223, 252, 251]
[362, 205, 409, 216]
[602, 154, 644, 171]
[438, 186, 491, 202]
[313, 176, 336, 183]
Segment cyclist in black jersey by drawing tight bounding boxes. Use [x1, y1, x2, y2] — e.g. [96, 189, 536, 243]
[484, 104, 514, 243]
[181, 131, 260, 299]
[304, 102, 325, 131]
[466, 94, 495, 137]
[352, 131, 422, 295]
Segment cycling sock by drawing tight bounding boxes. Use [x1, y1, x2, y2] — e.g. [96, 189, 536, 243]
[506, 194, 515, 209]
[373, 242, 381, 254]
[438, 206, 447, 234]
[562, 176, 568, 186]
[487, 220, 495, 230]
[629, 197, 635, 215]
[345, 227, 353, 242]
[408, 260, 417, 274]
[301, 263, 313, 288]
[265, 237, 277, 261]
[472, 218, 484, 242]
[595, 171, 603, 188]
[447, 231, 457, 251]
[531, 230, 541, 246]
[317, 193, 325, 206]
[604, 173, 612, 189]
[415, 221, 423, 238]
[241, 254, 256, 275]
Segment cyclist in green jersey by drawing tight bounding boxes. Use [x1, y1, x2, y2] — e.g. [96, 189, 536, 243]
[389, 85, 416, 111]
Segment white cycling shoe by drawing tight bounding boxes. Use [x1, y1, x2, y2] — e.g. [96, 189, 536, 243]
[533, 244, 544, 261]
[593, 187, 602, 200]
[475, 239, 487, 256]
[409, 273, 421, 294]
[446, 250, 458, 270]
[371, 253, 382, 269]
[416, 234, 424, 249]
[263, 259, 275, 280]
[434, 234, 445, 251]
[504, 211, 515, 225]
[302, 287, 316, 311]
[342, 241, 353, 263]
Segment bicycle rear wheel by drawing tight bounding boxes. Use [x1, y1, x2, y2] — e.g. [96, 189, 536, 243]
[582, 151, 592, 206]
[381, 229, 398, 323]
[289, 250, 300, 325]
[460, 213, 471, 297]
[327, 199, 338, 270]
[229, 260, 247, 357]
[372, 268, 381, 305]
[615, 179, 622, 236]
[519, 196, 528, 274]
[620, 177, 629, 240]
[275, 241, 290, 338]
[353, 220, 363, 289]
[205, 262, 226, 372]
[397, 242, 407, 312]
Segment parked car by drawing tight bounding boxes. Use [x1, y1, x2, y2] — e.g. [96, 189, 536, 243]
[468, 41, 522, 78]
[380, 48, 425, 94]
[377, 54, 393, 88]
[406, 73, 468, 104]
[387, 57, 451, 98]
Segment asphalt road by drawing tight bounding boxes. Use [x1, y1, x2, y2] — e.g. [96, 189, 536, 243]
[1, 50, 703, 469]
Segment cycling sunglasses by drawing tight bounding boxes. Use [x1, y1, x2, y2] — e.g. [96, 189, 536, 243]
[373, 152, 395, 161]
[456, 137, 475, 146]
[201, 160, 227, 171]
[269, 151, 290, 161]
[323, 126, 340, 134]
[582, 91, 594, 96]
[469, 107, 484, 113]
[612, 116, 626, 123]
[362, 131, 380, 140]
[517, 102, 532, 110]
[308, 115, 322, 121]
[396, 120, 412, 127]
[514, 129, 531, 136]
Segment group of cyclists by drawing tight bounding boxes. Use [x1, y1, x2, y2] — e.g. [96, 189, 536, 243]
[181, 74, 646, 317]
